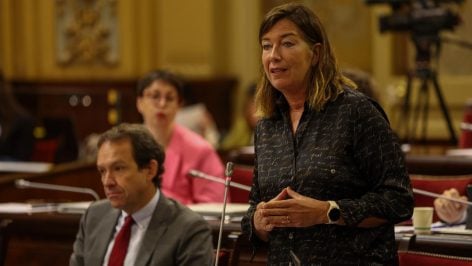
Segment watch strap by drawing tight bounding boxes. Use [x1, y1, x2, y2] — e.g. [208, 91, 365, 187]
[326, 200, 340, 224]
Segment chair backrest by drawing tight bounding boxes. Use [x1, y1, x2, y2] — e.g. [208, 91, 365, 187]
[31, 117, 79, 163]
[398, 251, 472, 266]
[225, 146, 255, 166]
[0, 220, 10, 266]
[229, 164, 253, 203]
[214, 249, 231, 266]
[410, 175, 472, 221]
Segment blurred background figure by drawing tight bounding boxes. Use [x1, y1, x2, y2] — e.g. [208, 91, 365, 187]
[0, 71, 35, 161]
[136, 69, 227, 204]
[175, 84, 220, 148]
[342, 68, 380, 102]
[78, 132, 101, 163]
[220, 83, 258, 151]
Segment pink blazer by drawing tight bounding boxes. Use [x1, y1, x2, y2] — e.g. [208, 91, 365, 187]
[161, 124, 228, 204]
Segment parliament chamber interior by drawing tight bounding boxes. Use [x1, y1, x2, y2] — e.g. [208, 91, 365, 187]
[1, 0, 472, 265]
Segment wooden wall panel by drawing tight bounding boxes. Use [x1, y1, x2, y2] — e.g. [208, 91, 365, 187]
[2, 0, 470, 141]
[10, 78, 237, 146]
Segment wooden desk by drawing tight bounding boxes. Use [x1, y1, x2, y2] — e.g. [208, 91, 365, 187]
[396, 232, 472, 257]
[1, 211, 472, 266]
[406, 154, 472, 175]
[0, 212, 81, 266]
[0, 212, 248, 266]
[0, 161, 104, 202]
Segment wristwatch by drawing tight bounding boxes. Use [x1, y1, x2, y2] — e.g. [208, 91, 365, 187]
[326, 200, 341, 224]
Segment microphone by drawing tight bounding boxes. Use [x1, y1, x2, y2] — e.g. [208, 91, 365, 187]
[188, 169, 251, 191]
[413, 188, 472, 206]
[15, 179, 100, 201]
[290, 250, 301, 266]
[214, 162, 233, 266]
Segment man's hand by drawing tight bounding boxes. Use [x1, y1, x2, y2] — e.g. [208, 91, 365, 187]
[434, 188, 468, 224]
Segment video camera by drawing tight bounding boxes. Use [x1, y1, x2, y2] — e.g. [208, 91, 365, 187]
[366, 0, 463, 36]
[366, 0, 465, 65]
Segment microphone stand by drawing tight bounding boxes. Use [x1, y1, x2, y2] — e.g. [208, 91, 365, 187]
[214, 162, 233, 266]
[188, 169, 251, 192]
[290, 250, 301, 266]
[413, 188, 472, 206]
[15, 179, 100, 201]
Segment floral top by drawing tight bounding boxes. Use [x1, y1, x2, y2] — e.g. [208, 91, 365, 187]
[241, 88, 413, 265]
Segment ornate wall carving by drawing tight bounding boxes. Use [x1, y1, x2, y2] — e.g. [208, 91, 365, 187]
[56, 0, 119, 66]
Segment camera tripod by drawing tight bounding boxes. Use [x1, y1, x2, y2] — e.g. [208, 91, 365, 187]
[399, 66, 457, 145]
[398, 33, 458, 145]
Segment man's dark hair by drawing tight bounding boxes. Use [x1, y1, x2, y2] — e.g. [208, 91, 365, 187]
[97, 123, 165, 187]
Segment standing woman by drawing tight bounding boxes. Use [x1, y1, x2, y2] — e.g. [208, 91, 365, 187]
[0, 72, 35, 161]
[241, 3, 413, 265]
[136, 70, 227, 204]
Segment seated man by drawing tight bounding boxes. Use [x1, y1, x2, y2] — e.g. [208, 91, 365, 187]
[434, 188, 471, 225]
[70, 123, 213, 266]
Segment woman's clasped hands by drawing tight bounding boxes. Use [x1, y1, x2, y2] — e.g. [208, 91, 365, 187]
[253, 187, 330, 239]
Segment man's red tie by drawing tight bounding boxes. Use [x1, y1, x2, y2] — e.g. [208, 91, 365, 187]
[108, 215, 134, 266]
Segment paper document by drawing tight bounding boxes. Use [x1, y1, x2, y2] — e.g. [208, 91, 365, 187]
[0, 201, 92, 214]
[188, 203, 249, 217]
[0, 202, 57, 213]
[432, 222, 472, 235]
[57, 201, 92, 214]
[0, 161, 53, 173]
[395, 222, 472, 235]
[446, 148, 472, 156]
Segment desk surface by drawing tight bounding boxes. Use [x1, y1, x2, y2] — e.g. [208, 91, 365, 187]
[0, 161, 104, 202]
[1, 211, 472, 266]
[396, 231, 472, 257]
[0, 212, 81, 266]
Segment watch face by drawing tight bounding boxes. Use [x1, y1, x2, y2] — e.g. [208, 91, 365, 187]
[329, 207, 341, 222]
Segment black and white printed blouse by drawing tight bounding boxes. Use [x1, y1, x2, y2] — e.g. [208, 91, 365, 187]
[242, 88, 414, 265]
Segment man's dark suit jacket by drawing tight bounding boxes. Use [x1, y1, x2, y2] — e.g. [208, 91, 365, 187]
[69, 193, 214, 266]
